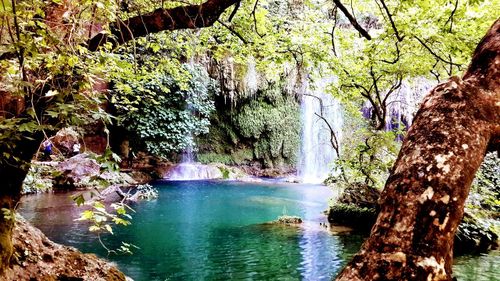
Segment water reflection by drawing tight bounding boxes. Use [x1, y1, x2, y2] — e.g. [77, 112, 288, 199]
[18, 181, 499, 281]
[453, 251, 500, 281]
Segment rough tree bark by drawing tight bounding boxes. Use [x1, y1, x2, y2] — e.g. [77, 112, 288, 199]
[0, 137, 42, 272]
[336, 19, 500, 281]
[0, 0, 240, 274]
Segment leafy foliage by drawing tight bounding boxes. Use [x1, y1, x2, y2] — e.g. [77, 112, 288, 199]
[327, 111, 400, 189]
[21, 163, 56, 194]
[197, 152, 234, 165]
[110, 64, 217, 157]
[135, 184, 159, 200]
[1, 0, 499, 260]
[75, 200, 138, 254]
[0, 0, 114, 166]
[235, 95, 300, 167]
[466, 153, 500, 238]
[471, 152, 500, 206]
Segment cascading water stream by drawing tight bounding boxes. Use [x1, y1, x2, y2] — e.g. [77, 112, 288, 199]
[244, 56, 259, 96]
[298, 77, 343, 184]
[166, 146, 224, 180]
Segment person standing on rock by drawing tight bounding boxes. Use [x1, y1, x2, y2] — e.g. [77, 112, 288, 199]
[42, 139, 53, 161]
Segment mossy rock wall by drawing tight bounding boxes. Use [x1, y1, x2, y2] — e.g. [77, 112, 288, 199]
[197, 83, 300, 171]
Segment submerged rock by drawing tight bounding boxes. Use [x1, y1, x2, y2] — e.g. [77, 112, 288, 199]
[2, 216, 127, 281]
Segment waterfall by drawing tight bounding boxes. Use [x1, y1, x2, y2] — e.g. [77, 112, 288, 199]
[166, 162, 223, 181]
[165, 92, 223, 181]
[166, 143, 225, 180]
[298, 77, 343, 184]
[244, 56, 259, 96]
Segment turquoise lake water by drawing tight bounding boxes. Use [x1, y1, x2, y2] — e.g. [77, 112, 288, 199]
[19, 180, 499, 281]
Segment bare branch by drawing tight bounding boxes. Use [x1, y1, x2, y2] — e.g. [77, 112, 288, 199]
[314, 112, 341, 156]
[217, 19, 248, 44]
[380, 40, 400, 64]
[332, 0, 371, 40]
[330, 6, 338, 57]
[414, 36, 461, 71]
[430, 59, 441, 82]
[250, 0, 265, 37]
[378, 0, 403, 41]
[444, 0, 459, 33]
[303, 93, 324, 116]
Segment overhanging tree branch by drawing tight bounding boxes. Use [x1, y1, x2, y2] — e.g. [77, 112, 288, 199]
[414, 36, 461, 75]
[377, 0, 403, 41]
[332, 0, 371, 40]
[87, 0, 240, 51]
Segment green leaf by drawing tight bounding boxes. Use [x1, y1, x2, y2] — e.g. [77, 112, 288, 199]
[72, 194, 86, 206]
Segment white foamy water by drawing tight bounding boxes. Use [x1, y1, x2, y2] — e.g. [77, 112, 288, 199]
[166, 163, 223, 180]
[298, 77, 343, 184]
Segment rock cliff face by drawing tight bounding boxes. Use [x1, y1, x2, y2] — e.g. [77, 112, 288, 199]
[1, 217, 127, 281]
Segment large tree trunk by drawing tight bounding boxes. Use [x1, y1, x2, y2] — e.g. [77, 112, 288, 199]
[0, 136, 41, 273]
[0, 169, 28, 273]
[336, 19, 500, 281]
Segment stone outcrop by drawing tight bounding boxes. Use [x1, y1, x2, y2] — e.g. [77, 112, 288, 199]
[276, 215, 303, 225]
[454, 213, 499, 255]
[52, 128, 80, 157]
[328, 183, 380, 231]
[54, 154, 100, 190]
[328, 184, 499, 254]
[1, 217, 127, 281]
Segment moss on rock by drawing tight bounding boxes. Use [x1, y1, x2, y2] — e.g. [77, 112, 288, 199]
[328, 203, 378, 231]
[198, 81, 301, 171]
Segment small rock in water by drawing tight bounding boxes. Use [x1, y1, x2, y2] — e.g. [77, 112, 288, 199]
[277, 215, 303, 224]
